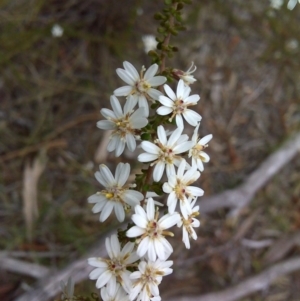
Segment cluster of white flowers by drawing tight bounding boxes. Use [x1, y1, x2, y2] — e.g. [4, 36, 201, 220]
[87, 61, 212, 301]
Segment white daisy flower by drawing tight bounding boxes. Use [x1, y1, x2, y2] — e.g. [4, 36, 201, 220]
[126, 198, 180, 261]
[88, 234, 139, 293]
[138, 125, 194, 182]
[130, 259, 173, 301]
[177, 198, 200, 249]
[100, 282, 130, 301]
[157, 79, 202, 128]
[173, 62, 197, 86]
[88, 163, 144, 222]
[113, 61, 167, 116]
[97, 95, 148, 157]
[189, 123, 213, 172]
[162, 160, 204, 219]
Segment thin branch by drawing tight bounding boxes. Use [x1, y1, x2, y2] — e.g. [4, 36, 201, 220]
[199, 132, 300, 214]
[14, 228, 118, 301]
[0, 257, 49, 279]
[0, 139, 67, 163]
[167, 256, 300, 301]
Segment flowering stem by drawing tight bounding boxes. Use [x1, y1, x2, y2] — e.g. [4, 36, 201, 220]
[159, 2, 178, 74]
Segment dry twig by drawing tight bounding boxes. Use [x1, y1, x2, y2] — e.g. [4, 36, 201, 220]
[0, 257, 49, 279]
[167, 256, 300, 301]
[199, 132, 300, 214]
[14, 229, 117, 301]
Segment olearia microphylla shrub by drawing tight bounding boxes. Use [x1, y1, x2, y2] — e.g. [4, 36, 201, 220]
[59, 1, 213, 301]
[85, 3, 213, 301]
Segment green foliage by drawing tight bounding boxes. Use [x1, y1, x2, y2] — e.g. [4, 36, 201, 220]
[150, 0, 192, 66]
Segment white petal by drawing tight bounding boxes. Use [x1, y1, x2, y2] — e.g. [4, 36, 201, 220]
[164, 84, 176, 100]
[110, 95, 123, 118]
[114, 202, 125, 222]
[159, 96, 174, 107]
[176, 79, 185, 98]
[160, 238, 173, 257]
[166, 164, 175, 180]
[88, 193, 105, 204]
[182, 85, 191, 99]
[200, 151, 210, 162]
[113, 85, 133, 96]
[135, 205, 147, 219]
[99, 165, 115, 186]
[147, 242, 156, 261]
[105, 236, 113, 259]
[88, 257, 107, 268]
[146, 198, 155, 220]
[173, 141, 194, 154]
[107, 136, 118, 152]
[126, 134, 136, 152]
[182, 227, 190, 249]
[182, 168, 199, 182]
[116, 68, 135, 85]
[100, 108, 116, 119]
[96, 270, 112, 288]
[137, 237, 150, 257]
[127, 226, 145, 237]
[138, 153, 158, 162]
[192, 218, 200, 228]
[183, 110, 202, 126]
[154, 240, 166, 261]
[115, 163, 129, 186]
[141, 141, 160, 154]
[131, 108, 148, 128]
[184, 94, 200, 104]
[196, 159, 204, 172]
[167, 127, 182, 146]
[157, 125, 167, 145]
[153, 162, 165, 182]
[110, 234, 121, 258]
[124, 95, 136, 114]
[162, 183, 173, 194]
[100, 202, 114, 222]
[199, 134, 213, 145]
[144, 64, 158, 80]
[92, 201, 106, 213]
[159, 213, 180, 229]
[132, 214, 148, 228]
[177, 160, 186, 177]
[94, 171, 108, 187]
[123, 61, 140, 80]
[167, 192, 177, 214]
[187, 186, 204, 197]
[175, 114, 184, 129]
[148, 76, 166, 86]
[123, 190, 143, 205]
[138, 95, 149, 117]
[147, 88, 163, 101]
[89, 267, 105, 280]
[97, 120, 115, 130]
[115, 139, 125, 157]
[157, 106, 173, 116]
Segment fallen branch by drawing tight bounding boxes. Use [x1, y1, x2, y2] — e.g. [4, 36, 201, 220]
[199, 132, 300, 213]
[0, 257, 49, 279]
[0, 139, 67, 163]
[167, 256, 300, 301]
[14, 228, 117, 301]
[13, 133, 300, 301]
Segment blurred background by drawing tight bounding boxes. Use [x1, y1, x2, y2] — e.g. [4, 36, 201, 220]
[1, 0, 300, 300]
